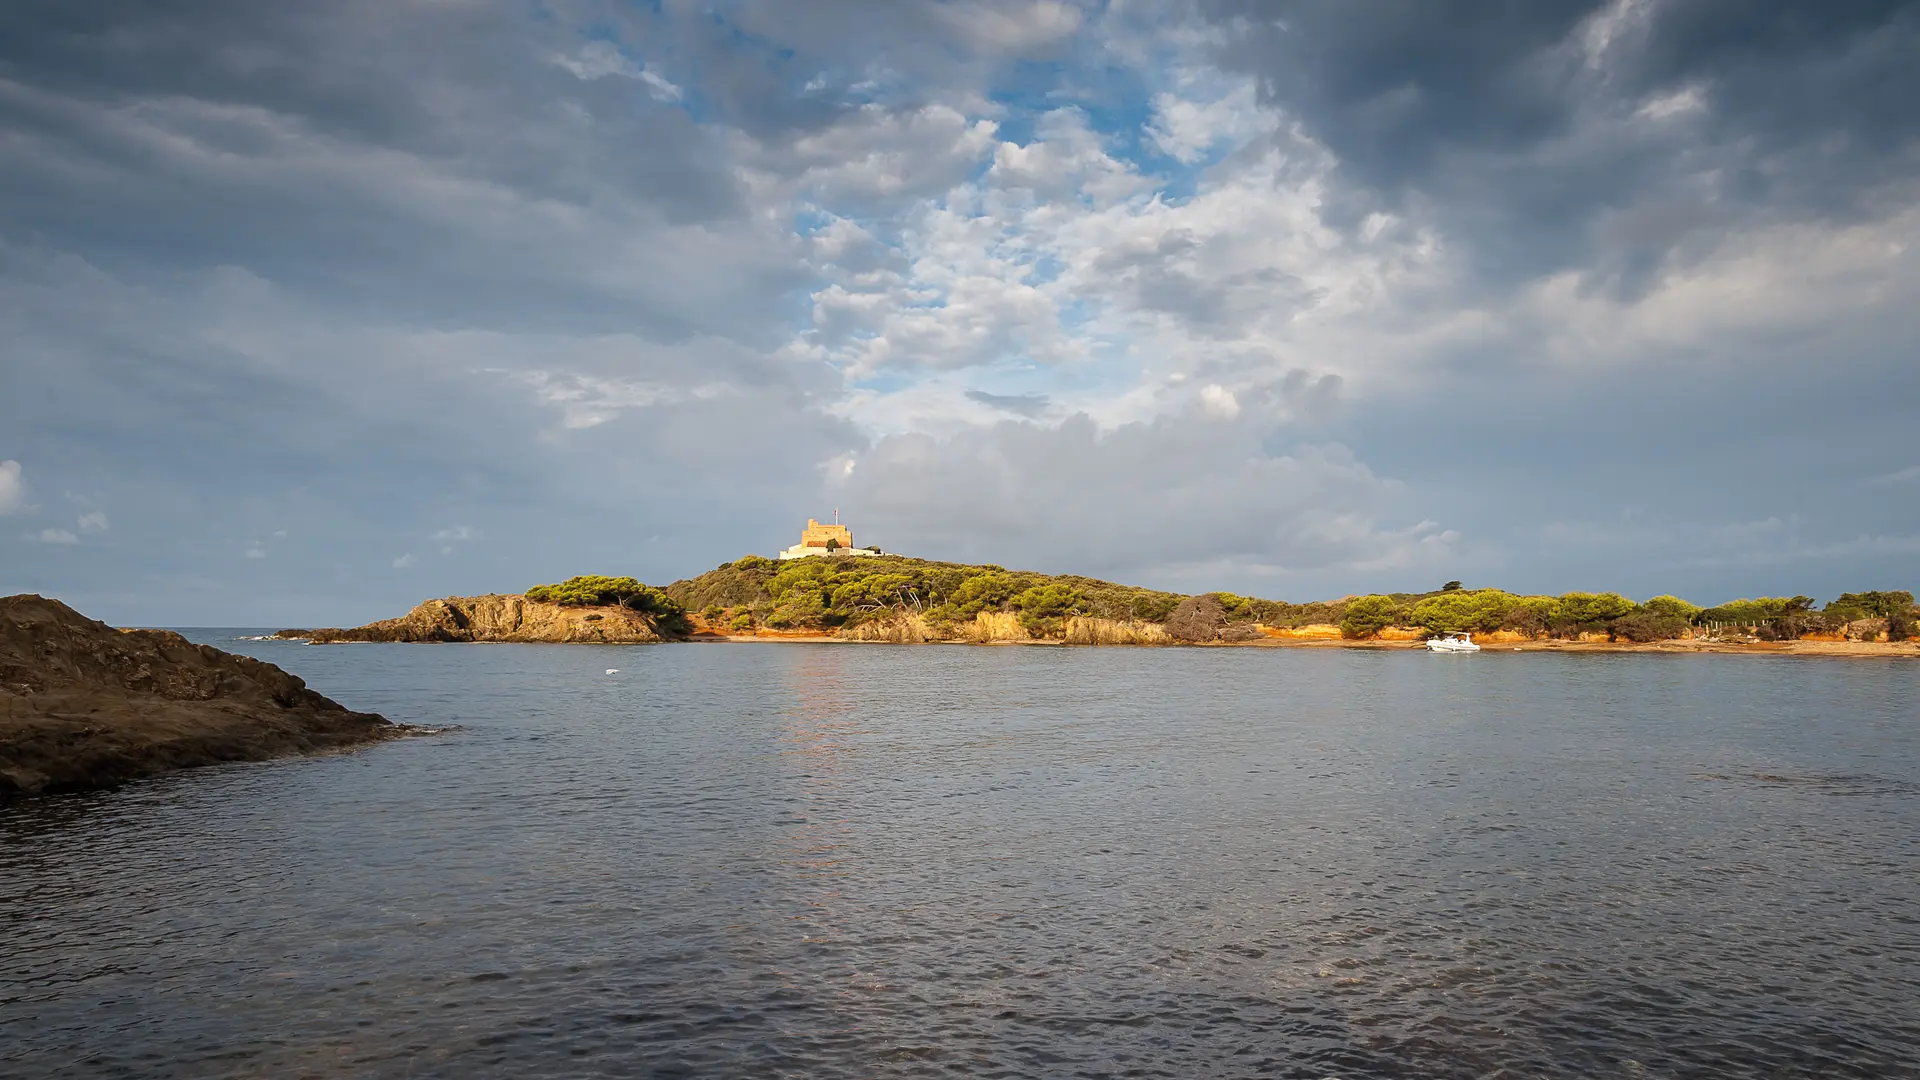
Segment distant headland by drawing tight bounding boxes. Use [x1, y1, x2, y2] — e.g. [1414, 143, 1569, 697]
[287, 520, 1919, 657]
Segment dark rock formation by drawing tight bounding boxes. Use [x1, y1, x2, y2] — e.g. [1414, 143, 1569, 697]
[1, 595, 401, 800]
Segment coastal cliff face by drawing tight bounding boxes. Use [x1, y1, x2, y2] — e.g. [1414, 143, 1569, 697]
[306, 595, 674, 644]
[1, 595, 397, 800]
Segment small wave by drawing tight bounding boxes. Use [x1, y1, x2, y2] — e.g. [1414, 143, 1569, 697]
[1692, 771, 1916, 797]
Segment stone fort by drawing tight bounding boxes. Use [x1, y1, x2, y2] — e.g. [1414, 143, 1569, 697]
[778, 517, 880, 560]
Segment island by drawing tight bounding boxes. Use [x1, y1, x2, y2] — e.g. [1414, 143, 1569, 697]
[289, 557, 1920, 656]
[1, 594, 409, 800]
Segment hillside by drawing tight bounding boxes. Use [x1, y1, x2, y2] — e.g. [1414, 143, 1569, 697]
[1, 595, 401, 800]
[668, 555, 1395, 642]
[668, 554, 1192, 641]
[665, 557, 1916, 646]
[292, 563, 1916, 650]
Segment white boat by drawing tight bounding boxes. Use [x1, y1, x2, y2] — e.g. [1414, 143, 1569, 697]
[1425, 631, 1481, 652]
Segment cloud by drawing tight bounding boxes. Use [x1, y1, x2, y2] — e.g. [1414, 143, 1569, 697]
[0, 2, 778, 337]
[433, 524, 476, 554]
[36, 528, 79, 545]
[1200, 0, 1920, 289]
[755, 104, 1000, 204]
[793, 98, 1440, 401]
[1145, 81, 1276, 165]
[835, 404, 1450, 591]
[0, 0, 1915, 625]
[392, 553, 417, 569]
[964, 389, 1050, 417]
[244, 544, 267, 560]
[0, 460, 21, 514]
[509, 371, 737, 431]
[555, 42, 684, 101]
[930, 0, 1084, 52]
[76, 509, 109, 533]
[1198, 385, 1239, 419]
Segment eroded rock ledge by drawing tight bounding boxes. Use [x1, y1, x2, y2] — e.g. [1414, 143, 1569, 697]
[1, 594, 402, 800]
[300, 594, 675, 644]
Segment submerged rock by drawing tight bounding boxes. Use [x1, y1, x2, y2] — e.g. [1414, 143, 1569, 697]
[1, 595, 400, 800]
[306, 594, 675, 644]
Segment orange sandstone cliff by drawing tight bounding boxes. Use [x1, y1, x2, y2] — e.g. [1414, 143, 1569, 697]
[305, 594, 679, 644]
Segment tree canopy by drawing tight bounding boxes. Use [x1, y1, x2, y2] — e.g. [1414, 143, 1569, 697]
[524, 576, 685, 630]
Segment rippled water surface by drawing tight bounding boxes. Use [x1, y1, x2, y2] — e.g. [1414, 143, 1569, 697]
[4, 640, 1918, 1078]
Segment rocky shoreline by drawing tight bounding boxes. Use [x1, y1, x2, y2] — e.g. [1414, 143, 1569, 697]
[293, 595, 1920, 659]
[686, 628, 1920, 657]
[297, 594, 673, 644]
[2, 595, 417, 801]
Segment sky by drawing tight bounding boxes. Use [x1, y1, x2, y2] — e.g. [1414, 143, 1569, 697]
[2, 0, 1917, 626]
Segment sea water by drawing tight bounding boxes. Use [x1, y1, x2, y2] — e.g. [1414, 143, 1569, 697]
[3, 638, 1916, 1078]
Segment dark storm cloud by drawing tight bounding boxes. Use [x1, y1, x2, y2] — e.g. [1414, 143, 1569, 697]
[1199, 0, 1920, 288]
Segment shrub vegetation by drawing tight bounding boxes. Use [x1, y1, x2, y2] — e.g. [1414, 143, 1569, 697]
[524, 575, 689, 633]
[665, 555, 1181, 637]
[651, 556, 1915, 644]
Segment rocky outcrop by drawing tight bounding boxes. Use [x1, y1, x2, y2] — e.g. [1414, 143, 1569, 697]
[966, 611, 1031, 642]
[1257, 623, 1344, 640]
[1063, 617, 1171, 645]
[839, 612, 938, 643]
[1, 595, 401, 800]
[306, 594, 676, 644]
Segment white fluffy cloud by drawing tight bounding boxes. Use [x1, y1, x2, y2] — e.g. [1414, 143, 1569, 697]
[433, 525, 477, 554]
[555, 41, 683, 101]
[791, 90, 1447, 410]
[758, 104, 1000, 204]
[1145, 81, 1276, 165]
